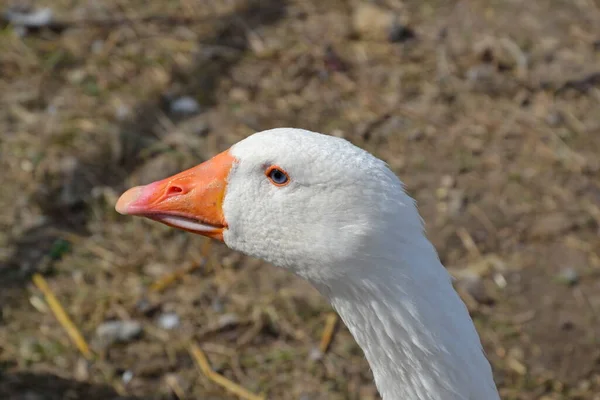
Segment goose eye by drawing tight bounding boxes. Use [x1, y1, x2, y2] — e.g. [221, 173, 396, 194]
[266, 166, 290, 186]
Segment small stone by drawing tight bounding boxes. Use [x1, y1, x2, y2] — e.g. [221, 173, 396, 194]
[352, 3, 395, 41]
[29, 295, 48, 313]
[5, 7, 53, 28]
[169, 96, 200, 115]
[556, 267, 579, 286]
[218, 313, 239, 327]
[122, 370, 133, 384]
[67, 69, 87, 85]
[157, 312, 180, 330]
[115, 104, 131, 121]
[143, 262, 168, 277]
[440, 175, 455, 188]
[309, 347, 323, 361]
[493, 272, 507, 289]
[96, 320, 142, 346]
[74, 357, 90, 381]
[21, 159, 34, 172]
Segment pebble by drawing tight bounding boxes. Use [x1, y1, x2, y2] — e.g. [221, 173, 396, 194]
[309, 347, 323, 361]
[115, 104, 131, 121]
[440, 175, 455, 188]
[21, 159, 34, 172]
[4, 7, 53, 28]
[157, 312, 180, 330]
[122, 370, 134, 384]
[74, 357, 90, 381]
[556, 267, 579, 286]
[352, 3, 395, 42]
[169, 96, 200, 115]
[218, 313, 240, 326]
[96, 320, 142, 346]
[493, 272, 507, 289]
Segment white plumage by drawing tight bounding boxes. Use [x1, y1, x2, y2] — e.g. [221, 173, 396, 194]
[117, 128, 501, 399]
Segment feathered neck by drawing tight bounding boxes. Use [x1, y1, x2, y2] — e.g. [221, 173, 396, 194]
[313, 236, 500, 400]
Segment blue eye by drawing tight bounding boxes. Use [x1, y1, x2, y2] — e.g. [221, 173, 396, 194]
[266, 166, 290, 186]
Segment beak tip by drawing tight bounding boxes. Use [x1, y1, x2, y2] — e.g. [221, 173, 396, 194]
[115, 186, 144, 215]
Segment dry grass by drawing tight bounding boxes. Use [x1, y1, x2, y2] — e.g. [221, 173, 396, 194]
[1, 0, 600, 399]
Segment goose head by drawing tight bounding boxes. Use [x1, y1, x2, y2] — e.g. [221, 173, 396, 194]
[116, 127, 420, 285]
[116, 127, 500, 400]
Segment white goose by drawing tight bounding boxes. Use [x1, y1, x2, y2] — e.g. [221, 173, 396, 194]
[116, 128, 500, 400]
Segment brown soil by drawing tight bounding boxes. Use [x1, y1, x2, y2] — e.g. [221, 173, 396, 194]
[1, 0, 600, 399]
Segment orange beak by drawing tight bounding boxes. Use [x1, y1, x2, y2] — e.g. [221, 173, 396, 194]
[115, 150, 235, 241]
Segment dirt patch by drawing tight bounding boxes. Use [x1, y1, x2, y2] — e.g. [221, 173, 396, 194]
[1, 0, 600, 399]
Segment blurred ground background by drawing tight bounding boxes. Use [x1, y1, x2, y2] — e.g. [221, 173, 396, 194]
[1, 0, 600, 399]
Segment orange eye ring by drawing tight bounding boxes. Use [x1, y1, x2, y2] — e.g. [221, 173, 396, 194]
[265, 165, 290, 187]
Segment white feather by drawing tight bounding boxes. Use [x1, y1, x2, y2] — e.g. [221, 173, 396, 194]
[222, 128, 500, 400]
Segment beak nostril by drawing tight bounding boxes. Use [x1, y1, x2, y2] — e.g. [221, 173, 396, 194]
[167, 186, 184, 196]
